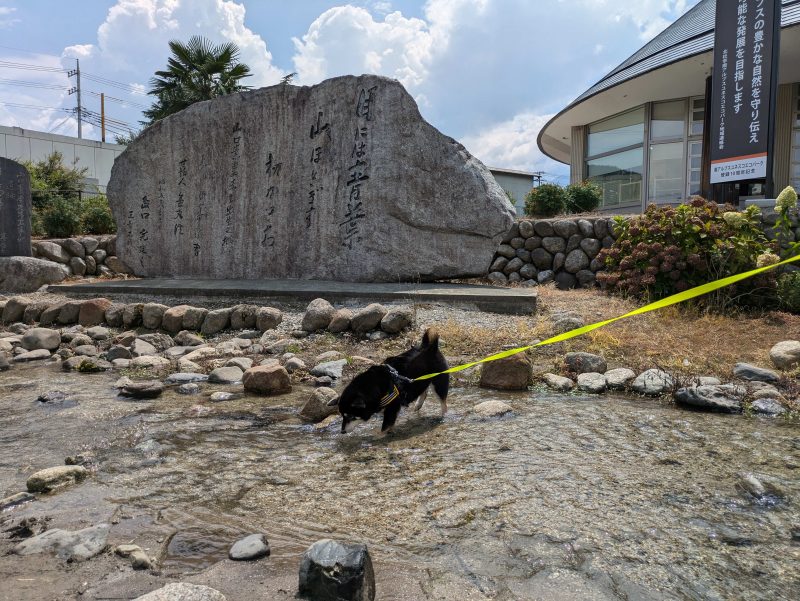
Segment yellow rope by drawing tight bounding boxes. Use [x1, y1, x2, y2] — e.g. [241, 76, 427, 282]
[414, 253, 800, 381]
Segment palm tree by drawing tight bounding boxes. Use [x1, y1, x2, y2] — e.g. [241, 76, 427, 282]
[144, 36, 252, 123]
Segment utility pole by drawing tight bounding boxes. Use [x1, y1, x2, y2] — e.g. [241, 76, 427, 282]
[100, 92, 106, 142]
[67, 59, 82, 139]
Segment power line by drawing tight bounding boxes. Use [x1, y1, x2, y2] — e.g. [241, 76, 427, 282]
[82, 71, 146, 96]
[86, 89, 147, 110]
[0, 59, 67, 73]
[48, 115, 72, 134]
[0, 100, 70, 111]
[0, 77, 70, 91]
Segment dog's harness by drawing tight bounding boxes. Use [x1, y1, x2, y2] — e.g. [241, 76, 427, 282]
[379, 384, 400, 407]
[379, 365, 409, 408]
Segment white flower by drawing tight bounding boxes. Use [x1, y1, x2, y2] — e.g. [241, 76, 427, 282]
[775, 186, 798, 213]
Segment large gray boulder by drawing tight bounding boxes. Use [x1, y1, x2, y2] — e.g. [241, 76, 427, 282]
[299, 539, 375, 601]
[0, 257, 69, 292]
[108, 75, 514, 282]
[12, 523, 109, 562]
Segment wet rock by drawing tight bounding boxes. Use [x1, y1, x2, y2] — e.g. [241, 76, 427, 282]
[78, 298, 112, 327]
[751, 398, 787, 416]
[14, 349, 51, 362]
[732, 362, 780, 383]
[161, 305, 190, 333]
[165, 372, 209, 384]
[0, 492, 34, 511]
[311, 359, 348, 380]
[13, 523, 110, 561]
[243, 365, 292, 395]
[20, 327, 60, 351]
[120, 381, 164, 399]
[229, 533, 271, 561]
[130, 338, 157, 357]
[300, 387, 339, 422]
[564, 352, 606, 375]
[509, 567, 617, 600]
[604, 367, 636, 390]
[472, 400, 513, 418]
[36, 391, 71, 403]
[302, 298, 336, 332]
[299, 539, 375, 601]
[350, 303, 387, 335]
[479, 353, 531, 390]
[138, 332, 175, 352]
[674, 384, 744, 413]
[380, 306, 413, 334]
[175, 330, 204, 346]
[208, 366, 244, 384]
[134, 583, 227, 601]
[769, 340, 800, 370]
[27, 465, 87, 493]
[577, 372, 606, 393]
[256, 306, 282, 331]
[542, 373, 574, 391]
[178, 383, 201, 395]
[114, 544, 152, 570]
[631, 369, 674, 396]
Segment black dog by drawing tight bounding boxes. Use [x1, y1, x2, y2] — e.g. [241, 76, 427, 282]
[328, 328, 449, 434]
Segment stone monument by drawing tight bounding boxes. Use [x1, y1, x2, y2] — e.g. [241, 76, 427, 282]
[0, 157, 32, 257]
[108, 74, 515, 282]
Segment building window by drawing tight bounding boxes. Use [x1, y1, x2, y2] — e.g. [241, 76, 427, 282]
[792, 85, 800, 192]
[651, 100, 685, 141]
[648, 100, 686, 204]
[687, 140, 703, 197]
[586, 107, 644, 208]
[587, 147, 644, 207]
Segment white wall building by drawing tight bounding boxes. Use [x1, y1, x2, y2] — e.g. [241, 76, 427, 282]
[0, 125, 125, 193]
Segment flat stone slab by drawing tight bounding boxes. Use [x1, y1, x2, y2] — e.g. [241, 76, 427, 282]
[12, 523, 109, 561]
[229, 533, 271, 560]
[50, 278, 537, 315]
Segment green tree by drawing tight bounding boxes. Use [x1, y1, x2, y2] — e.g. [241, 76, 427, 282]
[23, 151, 89, 210]
[144, 35, 252, 123]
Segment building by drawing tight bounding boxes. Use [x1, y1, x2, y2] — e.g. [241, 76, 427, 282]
[538, 0, 800, 213]
[489, 167, 539, 215]
[0, 125, 125, 192]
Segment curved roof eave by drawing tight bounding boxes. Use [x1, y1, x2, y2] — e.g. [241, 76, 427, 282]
[539, 0, 800, 164]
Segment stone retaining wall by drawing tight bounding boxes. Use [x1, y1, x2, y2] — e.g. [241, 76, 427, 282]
[490, 209, 800, 289]
[29, 235, 127, 278]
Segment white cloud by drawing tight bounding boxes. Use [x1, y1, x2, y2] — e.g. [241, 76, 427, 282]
[0, 5, 19, 28]
[580, 0, 691, 40]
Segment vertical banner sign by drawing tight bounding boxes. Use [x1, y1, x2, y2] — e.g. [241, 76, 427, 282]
[709, 0, 781, 184]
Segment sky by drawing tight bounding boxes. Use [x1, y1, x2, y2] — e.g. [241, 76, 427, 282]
[0, 0, 698, 183]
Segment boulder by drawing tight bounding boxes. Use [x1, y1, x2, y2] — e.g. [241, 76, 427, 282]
[542, 373, 574, 391]
[106, 345, 132, 361]
[300, 387, 339, 422]
[105, 256, 131, 274]
[256, 306, 282, 331]
[328, 308, 353, 333]
[175, 330, 205, 346]
[20, 327, 60, 351]
[201, 308, 232, 336]
[57, 300, 82, 324]
[732, 362, 780, 383]
[243, 365, 292, 395]
[564, 249, 590, 273]
[12, 524, 109, 562]
[161, 305, 189, 333]
[769, 340, 800, 370]
[674, 385, 745, 413]
[541, 236, 566, 254]
[182, 306, 209, 330]
[22, 301, 47, 323]
[81, 237, 99, 254]
[130, 338, 157, 357]
[78, 298, 112, 327]
[122, 303, 143, 328]
[230, 304, 259, 330]
[479, 353, 531, 390]
[39, 302, 65, 325]
[69, 256, 87, 276]
[751, 398, 787, 415]
[208, 366, 244, 384]
[62, 356, 112, 372]
[133, 584, 227, 601]
[554, 271, 577, 290]
[141, 303, 168, 329]
[302, 298, 336, 332]
[130, 355, 171, 369]
[564, 352, 606, 375]
[298, 539, 375, 601]
[119, 381, 165, 399]
[518, 220, 535, 238]
[631, 369, 674, 396]
[26, 465, 87, 493]
[13, 349, 51, 362]
[310, 359, 348, 380]
[350, 303, 387, 335]
[108, 75, 514, 283]
[137, 332, 175, 352]
[552, 220, 578, 238]
[0, 257, 68, 293]
[104, 303, 126, 327]
[604, 367, 636, 390]
[472, 400, 513, 418]
[380, 307, 413, 334]
[35, 240, 71, 263]
[577, 372, 606, 393]
[229, 533, 270, 561]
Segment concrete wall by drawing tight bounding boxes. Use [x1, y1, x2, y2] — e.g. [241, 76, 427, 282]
[0, 126, 125, 192]
[490, 170, 534, 215]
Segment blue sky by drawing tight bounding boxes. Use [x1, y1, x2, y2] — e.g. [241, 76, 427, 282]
[0, 0, 698, 182]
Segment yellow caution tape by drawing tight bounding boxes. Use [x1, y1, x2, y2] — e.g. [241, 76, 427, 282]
[414, 253, 800, 381]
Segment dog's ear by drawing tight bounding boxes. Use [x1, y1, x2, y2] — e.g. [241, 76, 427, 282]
[326, 395, 339, 407]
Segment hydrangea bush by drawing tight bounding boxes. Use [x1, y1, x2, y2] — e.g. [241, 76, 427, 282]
[596, 197, 775, 302]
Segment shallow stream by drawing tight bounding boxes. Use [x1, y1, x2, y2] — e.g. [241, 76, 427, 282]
[1, 363, 798, 600]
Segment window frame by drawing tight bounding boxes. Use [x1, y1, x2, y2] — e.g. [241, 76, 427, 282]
[791, 84, 800, 192]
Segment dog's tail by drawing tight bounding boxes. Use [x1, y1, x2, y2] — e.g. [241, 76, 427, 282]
[421, 327, 439, 350]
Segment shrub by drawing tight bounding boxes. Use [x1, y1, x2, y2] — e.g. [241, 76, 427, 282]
[596, 198, 775, 304]
[777, 271, 800, 313]
[82, 196, 117, 234]
[565, 181, 602, 213]
[524, 183, 565, 217]
[23, 151, 89, 210]
[41, 197, 83, 238]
